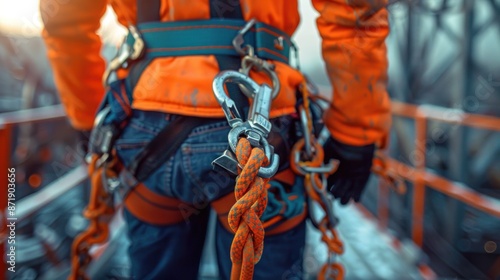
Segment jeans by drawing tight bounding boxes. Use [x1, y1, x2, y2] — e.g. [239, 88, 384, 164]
[115, 110, 306, 280]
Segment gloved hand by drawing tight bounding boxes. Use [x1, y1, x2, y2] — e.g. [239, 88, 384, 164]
[323, 137, 375, 205]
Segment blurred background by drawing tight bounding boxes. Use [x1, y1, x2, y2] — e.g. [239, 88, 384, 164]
[0, 0, 499, 279]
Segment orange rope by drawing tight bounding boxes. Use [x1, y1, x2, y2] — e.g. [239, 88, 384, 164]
[228, 138, 269, 280]
[69, 155, 117, 280]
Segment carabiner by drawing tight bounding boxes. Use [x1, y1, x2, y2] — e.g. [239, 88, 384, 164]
[212, 70, 280, 178]
[102, 25, 144, 86]
[213, 70, 262, 127]
[87, 107, 112, 165]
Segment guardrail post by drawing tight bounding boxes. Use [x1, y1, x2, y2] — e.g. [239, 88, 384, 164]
[1, 124, 12, 280]
[412, 113, 427, 247]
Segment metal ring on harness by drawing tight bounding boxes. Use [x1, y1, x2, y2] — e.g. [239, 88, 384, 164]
[239, 55, 280, 100]
[87, 106, 112, 167]
[232, 18, 257, 56]
[102, 25, 145, 87]
[227, 124, 280, 179]
[291, 138, 324, 176]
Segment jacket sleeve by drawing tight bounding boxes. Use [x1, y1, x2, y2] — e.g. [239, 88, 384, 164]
[41, 0, 108, 131]
[312, 0, 391, 147]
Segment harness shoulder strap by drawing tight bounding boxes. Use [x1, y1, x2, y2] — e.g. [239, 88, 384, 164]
[126, 0, 161, 89]
[209, 0, 249, 118]
[128, 116, 217, 182]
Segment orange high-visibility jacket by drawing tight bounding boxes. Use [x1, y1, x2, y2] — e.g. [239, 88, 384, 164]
[41, 0, 391, 147]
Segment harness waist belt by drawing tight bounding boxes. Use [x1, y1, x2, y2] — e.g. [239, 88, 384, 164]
[127, 19, 293, 64]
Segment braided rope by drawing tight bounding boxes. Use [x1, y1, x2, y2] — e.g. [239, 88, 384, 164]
[228, 138, 269, 280]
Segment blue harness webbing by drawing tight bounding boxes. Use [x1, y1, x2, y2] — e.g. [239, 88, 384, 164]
[126, 19, 293, 64]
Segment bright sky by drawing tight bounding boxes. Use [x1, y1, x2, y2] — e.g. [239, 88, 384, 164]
[0, 0, 126, 43]
[0, 0, 43, 36]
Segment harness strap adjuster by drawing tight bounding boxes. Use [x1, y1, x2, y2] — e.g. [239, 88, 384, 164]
[128, 25, 145, 60]
[102, 25, 145, 86]
[117, 168, 139, 199]
[232, 18, 256, 56]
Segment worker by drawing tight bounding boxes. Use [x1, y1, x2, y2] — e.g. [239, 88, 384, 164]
[41, 0, 391, 279]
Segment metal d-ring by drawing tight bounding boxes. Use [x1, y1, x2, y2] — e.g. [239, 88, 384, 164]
[226, 124, 279, 179]
[239, 56, 280, 100]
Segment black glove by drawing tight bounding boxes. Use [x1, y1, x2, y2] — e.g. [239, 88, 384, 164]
[323, 137, 375, 205]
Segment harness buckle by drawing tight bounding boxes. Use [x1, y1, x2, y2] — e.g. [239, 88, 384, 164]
[232, 18, 257, 56]
[100, 165, 121, 199]
[128, 25, 145, 60]
[102, 25, 145, 86]
[87, 107, 121, 170]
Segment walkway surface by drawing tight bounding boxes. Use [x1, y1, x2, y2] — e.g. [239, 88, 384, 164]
[81, 201, 425, 280]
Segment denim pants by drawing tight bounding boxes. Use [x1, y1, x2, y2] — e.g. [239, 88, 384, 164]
[115, 110, 306, 280]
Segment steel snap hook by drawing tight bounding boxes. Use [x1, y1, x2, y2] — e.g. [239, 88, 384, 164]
[213, 70, 262, 125]
[212, 70, 279, 179]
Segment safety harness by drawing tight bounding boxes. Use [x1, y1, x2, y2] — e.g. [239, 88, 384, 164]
[70, 1, 404, 280]
[70, 1, 304, 279]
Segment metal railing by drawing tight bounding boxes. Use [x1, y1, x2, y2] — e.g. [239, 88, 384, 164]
[0, 105, 70, 280]
[0, 105, 127, 280]
[379, 101, 500, 248]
